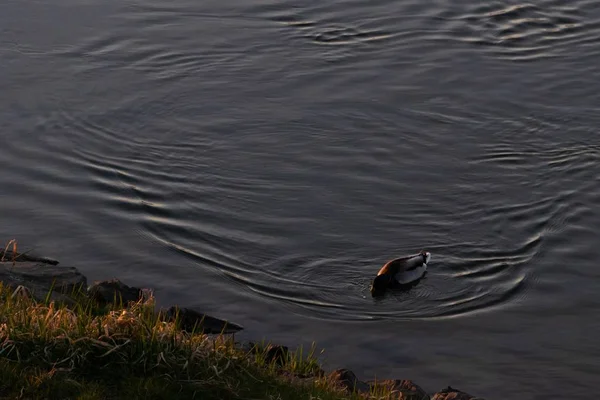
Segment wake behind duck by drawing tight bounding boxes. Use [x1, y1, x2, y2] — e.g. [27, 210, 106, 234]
[370, 250, 431, 297]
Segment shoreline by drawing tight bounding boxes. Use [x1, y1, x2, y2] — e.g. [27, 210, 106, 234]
[0, 245, 484, 399]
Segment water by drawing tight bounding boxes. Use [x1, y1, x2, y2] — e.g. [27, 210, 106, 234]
[2, 0, 600, 397]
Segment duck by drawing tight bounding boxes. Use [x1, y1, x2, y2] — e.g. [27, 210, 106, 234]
[370, 250, 431, 297]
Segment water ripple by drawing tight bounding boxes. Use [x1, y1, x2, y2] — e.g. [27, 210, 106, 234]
[429, 0, 599, 61]
[15, 0, 599, 325]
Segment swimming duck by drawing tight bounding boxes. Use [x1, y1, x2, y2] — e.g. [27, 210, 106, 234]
[370, 250, 431, 297]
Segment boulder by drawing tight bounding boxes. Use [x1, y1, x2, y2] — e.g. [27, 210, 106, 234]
[431, 386, 482, 400]
[367, 379, 429, 400]
[88, 279, 143, 306]
[329, 368, 370, 394]
[0, 261, 86, 304]
[165, 306, 244, 334]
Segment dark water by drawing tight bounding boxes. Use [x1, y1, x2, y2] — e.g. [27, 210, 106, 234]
[2, 0, 600, 397]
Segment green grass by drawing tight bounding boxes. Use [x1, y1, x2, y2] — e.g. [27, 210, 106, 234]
[0, 282, 399, 400]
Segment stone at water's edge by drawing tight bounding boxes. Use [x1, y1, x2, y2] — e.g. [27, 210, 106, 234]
[165, 306, 244, 334]
[328, 371, 486, 400]
[245, 342, 289, 364]
[366, 379, 429, 400]
[431, 386, 483, 400]
[0, 250, 59, 266]
[88, 279, 144, 306]
[329, 368, 371, 394]
[0, 261, 87, 304]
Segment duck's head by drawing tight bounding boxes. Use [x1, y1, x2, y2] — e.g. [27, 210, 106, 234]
[370, 274, 391, 297]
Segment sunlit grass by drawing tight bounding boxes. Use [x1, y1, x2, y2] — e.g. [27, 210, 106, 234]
[0, 282, 399, 399]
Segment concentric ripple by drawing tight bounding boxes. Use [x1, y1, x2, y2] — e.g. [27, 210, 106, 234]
[246, 238, 538, 321]
[431, 0, 599, 61]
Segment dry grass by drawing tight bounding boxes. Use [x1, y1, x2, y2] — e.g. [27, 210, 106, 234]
[0, 282, 399, 400]
[0, 239, 17, 264]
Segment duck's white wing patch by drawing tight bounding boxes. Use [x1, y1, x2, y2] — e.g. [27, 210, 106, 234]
[395, 264, 427, 284]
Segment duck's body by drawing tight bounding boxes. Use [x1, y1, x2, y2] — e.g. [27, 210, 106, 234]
[370, 250, 431, 297]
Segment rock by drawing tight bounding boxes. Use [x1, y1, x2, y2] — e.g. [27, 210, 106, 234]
[264, 344, 289, 365]
[0, 261, 86, 303]
[243, 342, 323, 374]
[329, 368, 370, 394]
[88, 279, 143, 306]
[431, 386, 482, 400]
[367, 379, 429, 400]
[0, 250, 59, 265]
[165, 306, 244, 334]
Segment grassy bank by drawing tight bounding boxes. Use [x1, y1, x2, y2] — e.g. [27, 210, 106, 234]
[0, 283, 396, 400]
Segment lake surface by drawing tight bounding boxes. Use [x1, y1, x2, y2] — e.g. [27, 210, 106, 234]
[2, 0, 599, 397]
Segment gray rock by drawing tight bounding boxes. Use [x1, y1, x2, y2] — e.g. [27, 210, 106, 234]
[0, 250, 59, 265]
[165, 306, 244, 334]
[367, 379, 429, 400]
[431, 386, 483, 400]
[0, 261, 86, 303]
[329, 368, 370, 394]
[88, 279, 144, 306]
